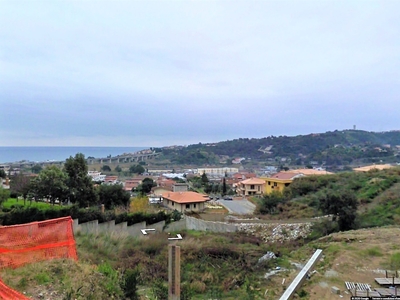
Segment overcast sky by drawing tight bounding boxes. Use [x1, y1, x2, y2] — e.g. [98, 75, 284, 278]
[1, 1, 399, 147]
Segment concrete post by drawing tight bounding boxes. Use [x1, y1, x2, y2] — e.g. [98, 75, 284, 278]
[168, 245, 180, 300]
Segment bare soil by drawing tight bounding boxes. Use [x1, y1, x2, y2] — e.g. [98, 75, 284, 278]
[270, 226, 400, 299]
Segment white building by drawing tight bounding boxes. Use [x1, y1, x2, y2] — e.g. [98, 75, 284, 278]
[196, 167, 239, 177]
[88, 171, 106, 182]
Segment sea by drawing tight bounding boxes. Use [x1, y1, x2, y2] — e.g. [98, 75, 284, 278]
[0, 147, 149, 164]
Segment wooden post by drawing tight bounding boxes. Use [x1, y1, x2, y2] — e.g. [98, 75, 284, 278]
[168, 244, 181, 300]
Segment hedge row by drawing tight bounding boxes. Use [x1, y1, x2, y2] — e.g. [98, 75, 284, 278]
[0, 205, 181, 226]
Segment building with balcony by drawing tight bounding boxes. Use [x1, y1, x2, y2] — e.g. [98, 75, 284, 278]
[236, 178, 266, 196]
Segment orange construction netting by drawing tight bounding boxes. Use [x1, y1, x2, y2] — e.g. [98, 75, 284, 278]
[0, 279, 30, 300]
[0, 216, 78, 299]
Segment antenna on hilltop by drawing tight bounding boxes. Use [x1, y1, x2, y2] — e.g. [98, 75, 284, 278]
[353, 125, 356, 130]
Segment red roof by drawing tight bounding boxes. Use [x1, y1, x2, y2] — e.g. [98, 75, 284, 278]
[269, 172, 300, 180]
[239, 178, 265, 185]
[162, 191, 209, 204]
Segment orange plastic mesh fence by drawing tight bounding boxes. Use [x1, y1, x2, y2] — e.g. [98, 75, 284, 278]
[0, 278, 30, 300]
[0, 217, 77, 269]
[0, 217, 78, 299]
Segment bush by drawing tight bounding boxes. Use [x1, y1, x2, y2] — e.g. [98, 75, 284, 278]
[152, 279, 168, 300]
[121, 268, 140, 300]
[0, 204, 175, 227]
[97, 262, 123, 297]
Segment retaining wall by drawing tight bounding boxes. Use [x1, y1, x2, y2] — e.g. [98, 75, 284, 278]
[185, 216, 237, 232]
[73, 219, 167, 238]
[164, 219, 187, 232]
[72, 216, 242, 237]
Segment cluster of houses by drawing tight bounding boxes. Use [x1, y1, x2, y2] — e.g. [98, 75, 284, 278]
[85, 164, 398, 213]
[1, 164, 396, 214]
[84, 167, 336, 213]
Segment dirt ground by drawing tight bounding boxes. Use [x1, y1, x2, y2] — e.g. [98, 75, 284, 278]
[268, 227, 400, 299]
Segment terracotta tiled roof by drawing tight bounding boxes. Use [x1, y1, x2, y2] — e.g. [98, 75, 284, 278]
[353, 164, 393, 172]
[124, 180, 140, 191]
[239, 178, 266, 185]
[288, 169, 333, 175]
[162, 191, 209, 204]
[269, 172, 301, 180]
[233, 172, 256, 180]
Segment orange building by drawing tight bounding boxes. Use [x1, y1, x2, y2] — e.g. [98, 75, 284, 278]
[162, 191, 209, 213]
[236, 178, 266, 196]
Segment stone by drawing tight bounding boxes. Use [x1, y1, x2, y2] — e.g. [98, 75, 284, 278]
[331, 286, 340, 295]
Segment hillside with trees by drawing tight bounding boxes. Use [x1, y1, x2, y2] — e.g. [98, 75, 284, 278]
[153, 130, 400, 167]
[257, 167, 400, 235]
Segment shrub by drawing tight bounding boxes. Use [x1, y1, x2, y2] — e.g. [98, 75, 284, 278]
[121, 268, 140, 300]
[97, 262, 123, 297]
[152, 279, 168, 300]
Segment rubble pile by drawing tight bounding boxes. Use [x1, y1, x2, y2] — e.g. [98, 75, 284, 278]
[237, 222, 312, 243]
[257, 251, 277, 264]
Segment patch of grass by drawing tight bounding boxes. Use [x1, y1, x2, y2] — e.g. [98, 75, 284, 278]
[183, 229, 207, 237]
[362, 246, 383, 257]
[325, 243, 341, 256]
[97, 262, 123, 297]
[34, 272, 51, 284]
[3, 198, 68, 210]
[389, 252, 400, 270]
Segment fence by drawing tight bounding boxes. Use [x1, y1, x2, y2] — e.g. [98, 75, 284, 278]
[0, 217, 77, 299]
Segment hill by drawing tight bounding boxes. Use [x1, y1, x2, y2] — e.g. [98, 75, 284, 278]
[153, 129, 400, 168]
[3, 226, 400, 299]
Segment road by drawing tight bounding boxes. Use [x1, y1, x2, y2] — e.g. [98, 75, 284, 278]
[217, 198, 256, 215]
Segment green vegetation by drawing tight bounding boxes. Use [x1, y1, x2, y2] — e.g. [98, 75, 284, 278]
[0, 198, 179, 226]
[258, 167, 400, 237]
[2, 198, 66, 210]
[129, 164, 145, 175]
[135, 177, 156, 195]
[155, 130, 400, 166]
[0, 186, 10, 207]
[0, 230, 302, 299]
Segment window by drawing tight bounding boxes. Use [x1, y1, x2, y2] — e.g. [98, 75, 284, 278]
[172, 202, 174, 206]
[274, 182, 277, 187]
[186, 204, 190, 209]
[194, 204, 196, 208]
[250, 185, 255, 189]
[268, 181, 271, 185]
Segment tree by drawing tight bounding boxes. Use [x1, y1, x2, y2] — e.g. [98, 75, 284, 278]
[101, 165, 111, 172]
[115, 165, 122, 173]
[201, 172, 209, 186]
[259, 192, 285, 214]
[32, 165, 68, 205]
[31, 164, 42, 174]
[10, 173, 31, 204]
[98, 184, 130, 209]
[64, 153, 98, 207]
[0, 169, 6, 178]
[222, 178, 227, 196]
[319, 190, 358, 231]
[0, 186, 10, 207]
[137, 178, 156, 195]
[204, 183, 212, 194]
[129, 164, 145, 175]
